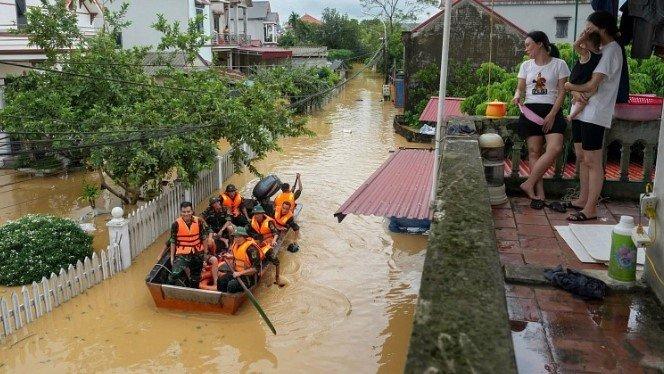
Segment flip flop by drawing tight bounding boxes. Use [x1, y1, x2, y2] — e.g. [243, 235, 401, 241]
[530, 199, 545, 210]
[546, 201, 567, 213]
[561, 201, 584, 211]
[566, 211, 597, 222]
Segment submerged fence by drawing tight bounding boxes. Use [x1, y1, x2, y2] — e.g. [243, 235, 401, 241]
[0, 146, 254, 339]
[0, 244, 122, 337]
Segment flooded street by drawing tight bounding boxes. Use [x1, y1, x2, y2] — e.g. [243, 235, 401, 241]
[0, 70, 429, 373]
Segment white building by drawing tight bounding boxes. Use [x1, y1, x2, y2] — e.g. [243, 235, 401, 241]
[0, 0, 104, 79]
[481, 0, 594, 44]
[0, 0, 105, 166]
[108, 0, 220, 64]
[228, 0, 279, 45]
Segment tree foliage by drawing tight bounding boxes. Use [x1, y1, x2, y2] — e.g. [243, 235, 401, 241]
[0, 3, 315, 205]
[360, 0, 437, 33]
[0, 215, 93, 286]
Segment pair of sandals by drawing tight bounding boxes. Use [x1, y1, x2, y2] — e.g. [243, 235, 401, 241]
[529, 199, 596, 221]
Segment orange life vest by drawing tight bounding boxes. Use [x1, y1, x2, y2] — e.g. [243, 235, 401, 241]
[232, 238, 263, 272]
[274, 191, 295, 212]
[274, 209, 294, 229]
[221, 193, 242, 216]
[175, 217, 203, 255]
[251, 216, 275, 241]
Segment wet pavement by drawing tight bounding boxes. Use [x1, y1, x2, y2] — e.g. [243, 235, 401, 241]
[0, 69, 429, 372]
[496, 197, 664, 372]
[507, 284, 664, 373]
[494, 197, 643, 270]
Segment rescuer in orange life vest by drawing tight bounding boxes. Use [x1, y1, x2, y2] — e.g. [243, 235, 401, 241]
[168, 201, 209, 286]
[274, 200, 301, 253]
[220, 184, 250, 227]
[249, 204, 279, 249]
[216, 225, 285, 292]
[273, 173, 302, 213]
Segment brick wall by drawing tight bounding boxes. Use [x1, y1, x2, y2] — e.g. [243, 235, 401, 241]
[403, 0, 525, 110]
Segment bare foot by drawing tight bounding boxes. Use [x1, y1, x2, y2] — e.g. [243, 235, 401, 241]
[520, 181, 540, 200]
[570, 199, 586, 208]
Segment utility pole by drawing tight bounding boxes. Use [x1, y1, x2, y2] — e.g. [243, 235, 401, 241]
[380, 19, 388, 84]
[573, 0, 579, 41]
[430, 0, 452, 204]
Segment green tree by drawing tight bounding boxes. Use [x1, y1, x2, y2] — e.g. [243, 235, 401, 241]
[1, 3, 312, 204]
[17, 0, 82, 62]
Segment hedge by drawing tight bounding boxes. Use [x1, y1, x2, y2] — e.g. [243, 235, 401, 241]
[0, 214, 93, 286]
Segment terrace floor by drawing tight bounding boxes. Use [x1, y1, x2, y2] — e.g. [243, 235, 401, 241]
[494, 197, 664, 373]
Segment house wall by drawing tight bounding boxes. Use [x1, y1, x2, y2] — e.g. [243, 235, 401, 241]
[491, 1, 594, 44]
[108, 0, 212, 63]
[403, 0, 525, 110]
[647, 110, 664, 304]
[108, 0, 187, 49]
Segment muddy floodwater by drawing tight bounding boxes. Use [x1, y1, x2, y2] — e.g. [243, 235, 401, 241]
[0, 69, 429, 372]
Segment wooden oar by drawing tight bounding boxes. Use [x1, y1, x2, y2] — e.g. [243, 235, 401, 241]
[223, 259, 277, 335]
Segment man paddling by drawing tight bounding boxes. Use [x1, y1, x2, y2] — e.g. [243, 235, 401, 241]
[169, 201, 209, 287]
[217, 226, 285, 292]
[273, 173, 302, 213]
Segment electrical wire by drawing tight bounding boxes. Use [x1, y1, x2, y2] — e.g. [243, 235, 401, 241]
[0, 48, 380, 137]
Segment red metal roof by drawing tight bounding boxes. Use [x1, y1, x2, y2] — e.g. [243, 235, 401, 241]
[411, 0, 527, 36]
[334, 149, 434, 222]
[419, 97, 466, 123]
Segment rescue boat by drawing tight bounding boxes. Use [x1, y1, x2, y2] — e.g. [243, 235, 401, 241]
[145, 204, 302, 315]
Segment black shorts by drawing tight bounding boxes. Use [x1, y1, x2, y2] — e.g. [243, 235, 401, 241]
[517, 103, 567, 139]
[571, 119, 605, 151]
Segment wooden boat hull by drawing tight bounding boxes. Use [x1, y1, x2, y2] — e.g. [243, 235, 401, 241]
[145, 204, 301, 315]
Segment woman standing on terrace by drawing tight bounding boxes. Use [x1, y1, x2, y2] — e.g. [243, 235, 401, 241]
[513, 31, 570, 210]
[564, 11, 623, 221]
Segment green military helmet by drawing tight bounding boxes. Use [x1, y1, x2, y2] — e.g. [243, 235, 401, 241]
[252, 205, 266, 214]
[232, 226, 249, 236]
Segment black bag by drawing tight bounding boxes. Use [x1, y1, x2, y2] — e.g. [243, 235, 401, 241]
[543, 265, 607, 300]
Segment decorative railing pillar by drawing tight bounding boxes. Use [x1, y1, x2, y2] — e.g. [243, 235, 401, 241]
[619, 142, 633, 181]
[643, 143, 657, 182]
[510, 139, 523, 178]
[106, 207, 131, 270]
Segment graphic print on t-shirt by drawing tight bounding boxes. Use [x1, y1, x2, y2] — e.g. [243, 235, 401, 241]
[532, 72, 548, 95]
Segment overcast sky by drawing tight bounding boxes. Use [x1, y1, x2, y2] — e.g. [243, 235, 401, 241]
[268, 0, 440, 23]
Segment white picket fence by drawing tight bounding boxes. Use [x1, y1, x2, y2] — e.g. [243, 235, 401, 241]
[0, 244, 122, 337]
[0, 146, 256, 338]
[126, 146, 253, 259]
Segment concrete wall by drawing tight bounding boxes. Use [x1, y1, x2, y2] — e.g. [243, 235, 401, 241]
[492, 1, 593, 44]
[405, 134, 516, 373]
[403, 0, 525, 110]
[647, 110, 664, 304]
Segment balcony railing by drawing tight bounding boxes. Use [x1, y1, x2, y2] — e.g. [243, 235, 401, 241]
[212, 32, 250, 46]
[473, 116, 660, 199]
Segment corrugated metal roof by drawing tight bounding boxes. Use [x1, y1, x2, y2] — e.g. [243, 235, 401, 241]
[419, 97, 465, 123]
[334, 149, 434, 222]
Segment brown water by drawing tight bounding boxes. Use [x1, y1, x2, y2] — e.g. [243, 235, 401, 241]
[0, 69, 429, 373]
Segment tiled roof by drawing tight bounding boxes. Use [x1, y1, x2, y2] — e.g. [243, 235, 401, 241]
[334, 149, 433, 222]
[300, 14, 323, 25]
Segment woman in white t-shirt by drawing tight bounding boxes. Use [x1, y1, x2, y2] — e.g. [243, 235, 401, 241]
[512, 31, 570, 210]
[563, 11, 623, 222]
